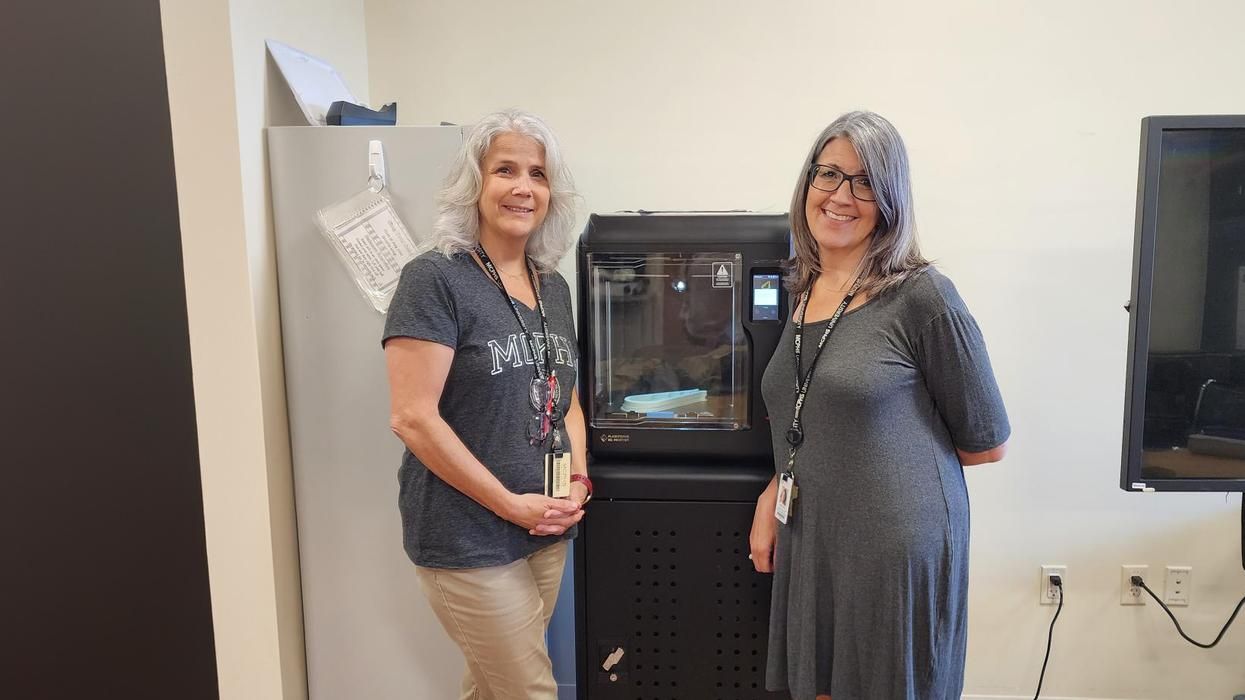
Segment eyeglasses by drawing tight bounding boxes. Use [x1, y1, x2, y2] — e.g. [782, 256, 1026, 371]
[527, 374, 561, 445]
[527, 406, 565, 444]
[807, 164, 876, 202]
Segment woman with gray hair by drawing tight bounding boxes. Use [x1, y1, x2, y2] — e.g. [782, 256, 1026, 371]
[383, 109, 589, 700]
[749, 111, 1011, 699]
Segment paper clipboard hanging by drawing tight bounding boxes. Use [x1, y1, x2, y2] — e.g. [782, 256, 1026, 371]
[315, 139, 419, 313]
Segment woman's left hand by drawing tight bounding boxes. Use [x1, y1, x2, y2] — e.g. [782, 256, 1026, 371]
[528, 499, 584, 536]
[749, 477, 778, 573]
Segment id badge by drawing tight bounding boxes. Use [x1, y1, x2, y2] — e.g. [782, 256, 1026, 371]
[774, 472, 797, 524]
[544, 452, 571, 498]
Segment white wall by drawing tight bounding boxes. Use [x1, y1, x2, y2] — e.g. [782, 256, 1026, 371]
[161, 0, 369, 697]
[364, 1, 1245, 698]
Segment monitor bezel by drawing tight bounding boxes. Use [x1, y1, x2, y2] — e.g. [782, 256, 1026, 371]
[1121, 114, 1245, 493]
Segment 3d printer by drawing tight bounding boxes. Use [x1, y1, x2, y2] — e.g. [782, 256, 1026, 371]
[573, 213, 791, 699]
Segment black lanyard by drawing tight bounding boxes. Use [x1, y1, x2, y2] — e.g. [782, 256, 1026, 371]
[474, 245, 562, 450]
[474, 244, 553, 379]
[785, 275, 863, 473]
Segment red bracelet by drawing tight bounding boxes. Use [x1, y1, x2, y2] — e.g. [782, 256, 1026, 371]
[570, 474, 593, 504]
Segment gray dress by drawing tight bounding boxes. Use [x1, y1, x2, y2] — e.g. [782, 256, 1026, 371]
[761, 268, 1010, 700]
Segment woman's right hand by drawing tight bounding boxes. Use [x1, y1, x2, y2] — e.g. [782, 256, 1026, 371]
[749, 478, 778, 573]
[503, 493, 583, 536]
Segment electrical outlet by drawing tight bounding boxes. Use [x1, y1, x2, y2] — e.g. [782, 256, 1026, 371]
[1165, 566, 1192, 606]
[1121, 565, 1148, 605]
[1039, 565, 1066, 605]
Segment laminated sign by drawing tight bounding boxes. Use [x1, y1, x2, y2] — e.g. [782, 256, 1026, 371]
[316, 187, 418, 313]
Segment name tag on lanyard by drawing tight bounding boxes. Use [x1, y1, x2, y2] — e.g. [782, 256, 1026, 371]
[544, 451, 571, 498]
[774, 471, 796, 524]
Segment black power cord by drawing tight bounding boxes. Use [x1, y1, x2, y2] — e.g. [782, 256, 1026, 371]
[1033, 574, 1063, 700]
[1131, 575, 1245, 649]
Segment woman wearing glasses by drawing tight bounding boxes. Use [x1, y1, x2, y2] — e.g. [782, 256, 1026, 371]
[383, 109, 589, 700]
[749, 111, 1010, 699]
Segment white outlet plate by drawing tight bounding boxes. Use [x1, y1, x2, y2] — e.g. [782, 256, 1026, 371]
[1121, 564, 1148, 605]
[1039, 565, 1066, 605]
[1165, 565, 1192, 606]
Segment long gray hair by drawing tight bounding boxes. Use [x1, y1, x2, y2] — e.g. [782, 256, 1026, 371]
[429, 109, 579, 273]
[787, 110, 928, 297]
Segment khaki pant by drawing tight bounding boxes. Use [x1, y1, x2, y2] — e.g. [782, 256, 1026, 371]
[416, 541, 568, 700]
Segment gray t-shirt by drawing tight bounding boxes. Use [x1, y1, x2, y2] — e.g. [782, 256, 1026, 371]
[382, 250, 579, 569]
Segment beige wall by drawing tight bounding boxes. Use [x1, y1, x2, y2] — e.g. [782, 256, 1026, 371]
[161, 0, 368, 697]
[364, 1, 1245, 698]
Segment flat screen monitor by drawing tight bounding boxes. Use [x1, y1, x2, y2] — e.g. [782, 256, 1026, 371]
[1122, 115, 1245, 492]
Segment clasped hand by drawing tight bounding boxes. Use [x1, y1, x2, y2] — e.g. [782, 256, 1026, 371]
[506, 492, 584, 536]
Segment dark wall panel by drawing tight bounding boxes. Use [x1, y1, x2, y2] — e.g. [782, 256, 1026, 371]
[0, 2, 220, 698]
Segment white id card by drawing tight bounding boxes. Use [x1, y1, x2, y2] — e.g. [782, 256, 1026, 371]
[544, 452, 571, 498]
[774, 472, 796, 524]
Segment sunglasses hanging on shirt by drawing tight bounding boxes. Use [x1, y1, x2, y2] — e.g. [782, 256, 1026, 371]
[527, 377, 565, 447]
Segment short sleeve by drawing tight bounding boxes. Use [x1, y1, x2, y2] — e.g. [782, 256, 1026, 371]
[382, 256, 459, 349]
[558, 274, 576, 331]
[915, 301, 1010, 453]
